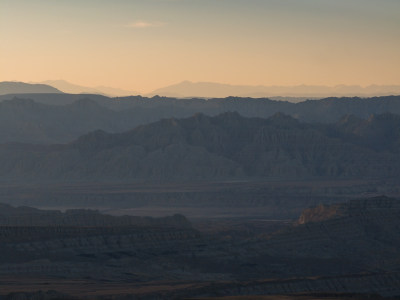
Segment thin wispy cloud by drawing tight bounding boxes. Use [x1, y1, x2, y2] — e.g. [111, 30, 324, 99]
[125, 21, 167, 29]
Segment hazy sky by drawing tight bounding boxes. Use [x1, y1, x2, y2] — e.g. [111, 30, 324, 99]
[1, 0, 399, 93]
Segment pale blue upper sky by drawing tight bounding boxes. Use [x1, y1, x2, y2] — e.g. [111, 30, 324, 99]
[1, 0, 399, 92]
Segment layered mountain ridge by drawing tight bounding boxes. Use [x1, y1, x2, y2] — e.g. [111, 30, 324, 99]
[0, 112, 399, 183]
[1, 95, 400, 144]
[149, 81, 400, 98]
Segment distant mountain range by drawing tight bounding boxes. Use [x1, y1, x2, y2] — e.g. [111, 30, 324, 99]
[0, 81, 139, 97]
[0, 111, 399, 183]
[148, 81, 400, 98]
[2, 81, 400, 99]
[39, 80, 139, 97]
[0, 82, 62, 95]
[1, 95, 400, 144]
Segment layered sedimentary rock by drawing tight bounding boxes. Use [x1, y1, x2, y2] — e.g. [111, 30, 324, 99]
[1, 197, 400, 298]
[0, 205, 202, 282]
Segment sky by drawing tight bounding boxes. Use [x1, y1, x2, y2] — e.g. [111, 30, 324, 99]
[1, 0, 400, 93]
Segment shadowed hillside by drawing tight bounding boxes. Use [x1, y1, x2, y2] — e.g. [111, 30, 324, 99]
[0, 112, 399, 183]
[0, 95, 399, 143]
[0, 95, 400, 144]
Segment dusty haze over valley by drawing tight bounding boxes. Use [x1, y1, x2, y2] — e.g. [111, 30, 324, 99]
[0, 0, 400, 299]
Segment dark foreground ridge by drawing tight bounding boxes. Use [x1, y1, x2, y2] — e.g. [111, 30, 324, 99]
[0, 196, 400, 298]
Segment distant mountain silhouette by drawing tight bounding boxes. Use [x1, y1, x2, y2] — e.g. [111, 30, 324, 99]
[149, 81, 400, 98]
[40, 80, 139, 96]
[4, 80, 400, 99]
[0, 112, 399, 183]
[1, 95, 400, 144]
[0, 97, 130, 143]
[0, 81, 62, 95]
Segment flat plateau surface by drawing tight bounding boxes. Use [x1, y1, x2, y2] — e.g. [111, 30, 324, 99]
[0, 179, 394, 219]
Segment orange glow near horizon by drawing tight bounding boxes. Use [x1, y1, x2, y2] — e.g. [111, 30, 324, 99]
[1, 0, 399, 93]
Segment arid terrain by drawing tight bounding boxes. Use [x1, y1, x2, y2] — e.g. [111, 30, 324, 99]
[0, 92, 399, 299]
[2, 0, 400, 296]
[0, 195, 400, 299]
